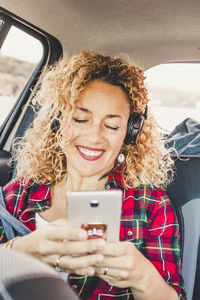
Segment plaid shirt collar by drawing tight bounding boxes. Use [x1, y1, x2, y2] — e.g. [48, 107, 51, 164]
[27, 169, 125, 205]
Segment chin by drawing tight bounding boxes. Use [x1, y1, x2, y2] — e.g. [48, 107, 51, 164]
[77, 167, 107, 178]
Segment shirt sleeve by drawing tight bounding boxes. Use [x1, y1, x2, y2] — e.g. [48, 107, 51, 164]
[0, 179, 26, 243]
[142, 189, 186, 300]
[0, 185, 10, 243]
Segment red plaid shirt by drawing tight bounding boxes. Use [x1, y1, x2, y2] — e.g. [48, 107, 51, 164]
[0, 172, 186, 300]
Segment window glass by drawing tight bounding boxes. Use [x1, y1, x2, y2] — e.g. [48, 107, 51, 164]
[0, 25, 43, 126]
[145, 63, 200, 133]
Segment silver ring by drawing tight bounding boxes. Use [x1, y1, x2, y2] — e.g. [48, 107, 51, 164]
[103, 267, 108, 276]
[55, 255, 62, 272]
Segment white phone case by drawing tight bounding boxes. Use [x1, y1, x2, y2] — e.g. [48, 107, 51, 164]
[67, 190, 122, 242]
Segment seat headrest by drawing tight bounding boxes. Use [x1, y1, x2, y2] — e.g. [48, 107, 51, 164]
[0, 150, 12, 186]
[167, 156, 200, 209]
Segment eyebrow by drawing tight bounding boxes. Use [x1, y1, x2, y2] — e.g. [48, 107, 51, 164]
[76, 107, 122, 118]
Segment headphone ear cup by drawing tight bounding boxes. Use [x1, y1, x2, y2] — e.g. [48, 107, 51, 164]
[50, 111, 62, 133]
[124, 113, 145, 145]
[51, 119, 60, 133]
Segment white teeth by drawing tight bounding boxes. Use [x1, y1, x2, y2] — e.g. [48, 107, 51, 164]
[78, 147, 103, 157]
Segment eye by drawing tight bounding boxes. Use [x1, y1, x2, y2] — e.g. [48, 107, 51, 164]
[73, 118, 88, 123]
[105, 124, 119, 131]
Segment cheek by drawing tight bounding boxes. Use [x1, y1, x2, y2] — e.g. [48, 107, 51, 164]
[61, 124, 77, 141]
[58, 130, 73, 153]
[110, 132, 126, 153]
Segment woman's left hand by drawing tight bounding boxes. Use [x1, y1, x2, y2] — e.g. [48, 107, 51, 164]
[94, 241, 148, 290]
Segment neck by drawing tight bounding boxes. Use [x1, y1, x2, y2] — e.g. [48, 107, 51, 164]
[65, 173, 108, 191]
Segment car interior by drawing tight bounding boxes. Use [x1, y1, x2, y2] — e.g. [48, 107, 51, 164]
[0, 1, 200, 299]
[0, 248, 79, 300]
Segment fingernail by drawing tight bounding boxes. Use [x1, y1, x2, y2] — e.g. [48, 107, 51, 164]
[78, 230, 87, 240]
[97, 254, 104, 263]
[97, 239, 105, 249]
[87, 267, 95, 276]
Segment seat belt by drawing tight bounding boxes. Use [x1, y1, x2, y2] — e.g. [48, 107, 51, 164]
[0, 186, 31, 240]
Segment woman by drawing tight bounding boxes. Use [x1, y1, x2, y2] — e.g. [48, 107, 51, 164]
[0, 51, 186, 299]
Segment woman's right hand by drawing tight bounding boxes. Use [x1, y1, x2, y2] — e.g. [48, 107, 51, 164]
[12, 219, 105, 276]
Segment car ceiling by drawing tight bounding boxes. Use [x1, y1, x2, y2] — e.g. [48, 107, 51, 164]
[1, 0, 200, 69]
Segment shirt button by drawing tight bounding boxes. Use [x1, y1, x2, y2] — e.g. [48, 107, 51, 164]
[106, 185, 110, 189]
[127, 230, 132, 236]
[72, 285, 77, 289]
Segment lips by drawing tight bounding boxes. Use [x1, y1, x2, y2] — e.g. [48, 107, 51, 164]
[76, 145, 104, 161]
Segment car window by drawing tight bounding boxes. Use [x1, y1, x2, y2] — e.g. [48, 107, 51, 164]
[0, 8, 62, 149]
[145, 63, 200, 133]
[0, 24, 43, 126]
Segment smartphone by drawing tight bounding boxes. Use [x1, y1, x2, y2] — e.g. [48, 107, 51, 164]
[67, 190, 122, 242]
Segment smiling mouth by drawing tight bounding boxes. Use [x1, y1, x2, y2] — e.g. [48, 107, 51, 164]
[76, 146, 104, 161]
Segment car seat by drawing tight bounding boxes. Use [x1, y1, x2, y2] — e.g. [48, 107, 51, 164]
[0, 150, 12, 186]
[167, 156, 200, 300]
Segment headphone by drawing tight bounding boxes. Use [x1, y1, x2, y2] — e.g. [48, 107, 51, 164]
[51, 106, 148, 145]
[124, 106, 148, 145]
[51, 118, 60, 133]
[51, 111, 62, 133]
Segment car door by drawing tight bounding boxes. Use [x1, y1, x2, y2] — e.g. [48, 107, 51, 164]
[0, 7, 63, 183]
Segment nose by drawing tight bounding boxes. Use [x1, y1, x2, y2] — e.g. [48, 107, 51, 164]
[86, 123, 104, 143]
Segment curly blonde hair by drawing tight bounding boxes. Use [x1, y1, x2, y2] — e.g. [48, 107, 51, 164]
[14, 51, 173, 188]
